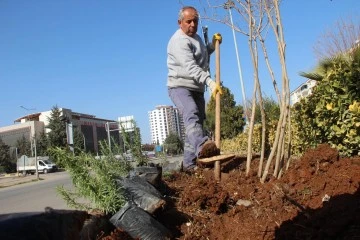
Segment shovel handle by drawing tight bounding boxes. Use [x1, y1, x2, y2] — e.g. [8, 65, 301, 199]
[214, 39, 221, 181]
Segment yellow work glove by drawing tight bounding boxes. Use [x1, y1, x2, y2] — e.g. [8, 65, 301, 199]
[208, 80, 223, 98]
[212, 33, 222, 46]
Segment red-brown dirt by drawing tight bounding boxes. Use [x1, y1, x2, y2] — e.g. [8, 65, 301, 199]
[105, 144, 360, 239]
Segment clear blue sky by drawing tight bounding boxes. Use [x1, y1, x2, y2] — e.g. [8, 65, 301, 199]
[1, 1, 359, 143]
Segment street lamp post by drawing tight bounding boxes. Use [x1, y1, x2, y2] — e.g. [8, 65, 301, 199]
[20, 105, 36, 122]
[20, 106, 36, 156]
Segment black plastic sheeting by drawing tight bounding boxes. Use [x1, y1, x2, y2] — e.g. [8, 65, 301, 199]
[129, 165, 162, 188]
[116, 175, 166, 214]
[0, 208, 89, 240]
[110, 201, 172, 240]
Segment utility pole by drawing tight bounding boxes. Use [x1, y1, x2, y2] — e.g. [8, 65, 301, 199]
[224, 0, 248, 121]
[21, 105, 36, 157]
[106, 122, 111, 151]
[82, 133, 86, 152]
[33, 137, 39, 180]
[28, 126, 33, 157]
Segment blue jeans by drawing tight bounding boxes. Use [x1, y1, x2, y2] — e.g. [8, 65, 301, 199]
[168, 87, 208, 169]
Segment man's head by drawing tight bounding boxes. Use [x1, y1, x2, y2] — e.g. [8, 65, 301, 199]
[178, 6, 199, 37]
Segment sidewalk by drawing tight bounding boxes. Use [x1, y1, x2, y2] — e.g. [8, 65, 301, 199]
[0, 173, 40, 188]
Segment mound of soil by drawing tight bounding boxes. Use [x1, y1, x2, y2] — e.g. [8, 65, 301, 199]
[106, 144, 360, 239]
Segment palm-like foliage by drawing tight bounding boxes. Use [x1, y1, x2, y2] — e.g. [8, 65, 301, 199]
[293, 46, 360, 156]
[300, 47, 360, 82]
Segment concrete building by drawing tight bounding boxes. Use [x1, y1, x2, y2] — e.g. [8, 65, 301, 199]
[0, 119, 44, 147]
[290, 79, 317, 105]
[0, 108, 119, 154]
[148, 105, 184, 145]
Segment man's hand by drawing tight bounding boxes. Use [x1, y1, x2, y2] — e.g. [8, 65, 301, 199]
[212, 33, 222, 46]
[208, 80, 223, 98]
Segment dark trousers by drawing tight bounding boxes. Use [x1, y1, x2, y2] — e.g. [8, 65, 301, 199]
[168, 87, 208, 169]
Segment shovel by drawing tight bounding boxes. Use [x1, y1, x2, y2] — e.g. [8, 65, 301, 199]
[197, 37, 235, 181]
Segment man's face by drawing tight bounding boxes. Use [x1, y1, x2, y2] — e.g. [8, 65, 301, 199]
[178, 8, 198, 37]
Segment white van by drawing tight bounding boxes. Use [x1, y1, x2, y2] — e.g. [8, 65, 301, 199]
[17, 156, 58, 174]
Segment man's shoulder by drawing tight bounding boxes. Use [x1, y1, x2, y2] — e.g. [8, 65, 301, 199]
[171, 29, 185, 39]
[169, 30, 187, 46]
[170, 30, 201, 43]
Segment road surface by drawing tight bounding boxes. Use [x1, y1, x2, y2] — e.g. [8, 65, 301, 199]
[0, 171, 75, 214]
[0, 156, 183, 215]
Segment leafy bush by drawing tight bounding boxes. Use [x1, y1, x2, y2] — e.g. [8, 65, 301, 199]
[163, 132, 183, 155]
[221, 124, 262, 154]
[49, 142, 132, 214]
[293, 46, 360, 156]
[2, 161, 16, 173]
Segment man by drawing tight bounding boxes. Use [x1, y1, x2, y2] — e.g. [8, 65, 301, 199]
[167, 6, 223, 172]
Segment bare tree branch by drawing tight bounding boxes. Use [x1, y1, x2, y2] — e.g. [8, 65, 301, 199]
[313, 16, 360, 60]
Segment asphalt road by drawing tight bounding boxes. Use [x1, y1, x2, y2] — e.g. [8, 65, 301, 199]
[0, 171, 75, 214]
[0, 156, 183, 215]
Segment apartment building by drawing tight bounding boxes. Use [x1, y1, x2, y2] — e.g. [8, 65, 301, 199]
[290, 79, 317, 105]
[148, 105, 184, 145]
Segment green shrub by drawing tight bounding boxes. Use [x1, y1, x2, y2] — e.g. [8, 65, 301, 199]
[294, 47, 360, 156]
[49, 143, 132, 214]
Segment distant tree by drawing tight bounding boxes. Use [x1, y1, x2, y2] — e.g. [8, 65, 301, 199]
[163, 132, 183, 155]
[142, 144, 155, 151]
[73, 127, 85, 154]
[36, 132, 49, 156]
[16, 135, 31, 156]
[121, 120, 147, 166]
[253, 96, 280, 124]
[46, 105, 67, 148]
[0, 138, 14, 173]
[205, 86, 245, 139]
[0, 138, 10, 165]
[130, 126, 146, 165]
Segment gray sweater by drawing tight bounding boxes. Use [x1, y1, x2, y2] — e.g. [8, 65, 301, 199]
[167, 29, 214, 92]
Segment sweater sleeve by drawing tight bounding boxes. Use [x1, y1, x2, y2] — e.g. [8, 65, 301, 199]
[173, 37, 211, 85]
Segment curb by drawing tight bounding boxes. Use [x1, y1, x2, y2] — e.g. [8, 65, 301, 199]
[0, 175, 39, 188]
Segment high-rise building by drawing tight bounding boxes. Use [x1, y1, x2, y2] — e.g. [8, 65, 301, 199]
[148, 105, 184, 145]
